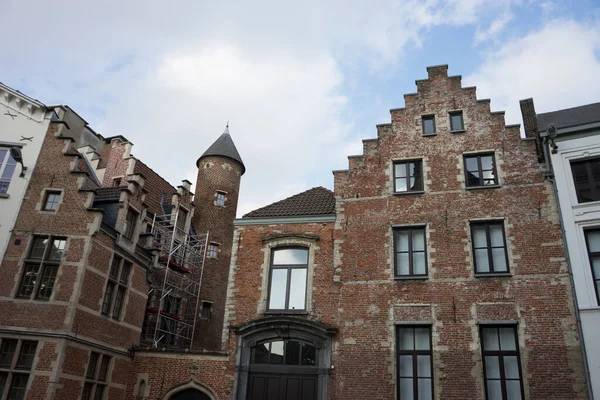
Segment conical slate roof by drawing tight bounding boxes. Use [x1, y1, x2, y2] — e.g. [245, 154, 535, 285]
[243, 187, 336, 218]
[196, 126, 245, 175]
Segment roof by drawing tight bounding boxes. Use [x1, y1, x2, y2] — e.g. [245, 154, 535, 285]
[243, 187, 336, 218]
[94, 187, 124, 203]
[196, 127, 245, 175]
[537, 102, 600, 131]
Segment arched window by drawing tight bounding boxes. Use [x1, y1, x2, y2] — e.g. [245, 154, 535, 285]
[251, 339, 316, 366]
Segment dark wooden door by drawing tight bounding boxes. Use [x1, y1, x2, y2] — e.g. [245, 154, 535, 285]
[170, 388, 212, 400]
[247, 373, 317, 400]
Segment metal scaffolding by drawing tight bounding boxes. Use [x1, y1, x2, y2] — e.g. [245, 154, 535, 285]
[141, 208, 208, 349]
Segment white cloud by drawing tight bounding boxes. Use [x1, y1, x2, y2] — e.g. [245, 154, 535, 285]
[474, 12, 513, 44]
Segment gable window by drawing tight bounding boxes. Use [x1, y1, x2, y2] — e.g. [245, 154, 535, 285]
[585, 228, 600, 305]
[471, 221, 509, 274]
[208, 243, 218, 258]
[18, 237, 65, 300]
[394, 227, 427, 278]
[394, 160, 423, 193]
[268, 248, 308, 311]
[571, 157, 600, 203]
[101, 255, 132, 320]
[449, 111, 464, 132]
[464, 153, 498, 187]
[480, 326, 524, 400]
[42, 191, 61, 211]
[0, 338, 38, 400]
[123, 208, 138, 239]
[397, 326, 433, 400]
[82, 352, 111, 400]
[216, 192, 225, 206]
[0, 148, 17, 195]
[422, 115, 436, 135]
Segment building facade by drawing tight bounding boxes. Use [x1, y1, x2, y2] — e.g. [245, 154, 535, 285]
[521, 99, 600, 399]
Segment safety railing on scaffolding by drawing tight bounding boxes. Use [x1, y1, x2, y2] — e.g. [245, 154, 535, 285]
[140, 207, 208, 349]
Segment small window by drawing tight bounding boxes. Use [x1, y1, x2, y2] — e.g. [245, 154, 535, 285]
[216, 192, 225, 206]
[0, 338, 37, 400]
[394, 160, 423, 193]
[123, 208, 138, 239]
[480, 326, 524, 400]
[450, 111, 464, 131]
[422, 115, 436, 135]
[397, 326, 433, 400]
[464, 153, 498, 187]
[82, 352, 111, 400]
[112, 178, 121, 187]
[101, 255, 132, 320]
[208, 243, 218, 259]
[571, 157, 600, 203]
[584, 228, 600, 305]
[394, 227, 427, 278]
[0, 148, 18, 195]
[42, 191, 61, 211]
[18, 237, 65, 300]
[200, 301, 212, 319]
[471, 221, 509, 274]
[268, 248, 308, 311]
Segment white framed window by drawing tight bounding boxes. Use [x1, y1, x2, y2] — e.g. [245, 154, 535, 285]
[0, 148, 17, 195]
[216, 192, 226, 206]
[267, 247, 308, 311]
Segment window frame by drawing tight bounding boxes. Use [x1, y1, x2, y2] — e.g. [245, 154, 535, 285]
[101, 255, 132, 320]
[480, 325, 524, 400]
[266, 247, 309, 312]
[584, 228, 600, 305]
[396, 325, 434, 400]
[42, 190, 62, 212]
[208, 243, 219, 259]
[449, 110, 464, 132]
[17, 236, 66, 300]
[215, 191, 226, 206]
[82, 352, 111, 400]
[393, 159, 424, 194]
[0, 338, 38, 400]
[123, 208, 138, 240]
[570, 156, 600, 203]
[422, 115, 436, 136]
[471, 221, 510, 275]
[0, 147, 18, 196]
[393, 226, 428, 278]
[464, 153, 499, 188]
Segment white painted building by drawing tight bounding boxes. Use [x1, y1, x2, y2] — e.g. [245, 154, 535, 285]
[522, 100, 600, 400]
[0, 83, 53, 260]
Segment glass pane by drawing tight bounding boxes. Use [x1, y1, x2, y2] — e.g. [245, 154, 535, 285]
[593, 258, 600, 279]
[485, 356, 500, 379]
[8, 373, 28, 400]
[490, 225, 504, 247]
[98, 356, 110, 381]
[272, 249, 308, 265]
[396, 231, 409, 252]
[102, 283, 114, 315]
[288, 268, 307, 310]
[82, 382, 93, 400]
[482, 328, 499, 350]
[587, 230, 600, 253]
[16, 342, 37, 370]
[120, 262, 131, 284]
[87, 353, 99, 379]
[396, 177, 407, 192]
[2, 164, 15, 179]
[93, 385, 105, 400]
[112, 287, 125, 318]
[412, 230, 425, 251]
[506, 380, 523, 400]
[504, 356, 520, 379]
[0, 372, 7, 399]
[472, 226, 487, 248]
[417, 355, 430, 377]
[38, 265, 59, 299]
[19, 264, 40, 297]
[499, 327, 517, 351]
[483, 170, 496, 185]
[398, 328, 414, 350]
[475, 249, 490, 272]
[0, 340, 17, 367]
[252, 343, 269, 364]
[486, 380, 503, 400]
[399, 378, 414, 400]
[467, 170, 480, 186]
[423, 118, 435, 134]
[451, 113, 463, 130]
[396, 253, 410, 276]
[109, 257, 120, 279]
[395, 163, 407, 179]
[301, 343, 316, 366]
[48, 239, 66, 260]
[30, 238, 48, 259]
[268, 269, 287, 309]
[572, 162, 588, 183]
[415, 328, 430, 350]
[399, 355, 413, 377]
[481, 156, 494, 171]
[285, 341, 301, 365]
[270, 341, 284, 364]
[413, 253, 426, 275]
[492, 248, 507, 272]
[465, 157, 479, 172]
[418, 378, 433, 400]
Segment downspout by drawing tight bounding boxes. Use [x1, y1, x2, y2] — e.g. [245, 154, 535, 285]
[543, 136, 594, 400]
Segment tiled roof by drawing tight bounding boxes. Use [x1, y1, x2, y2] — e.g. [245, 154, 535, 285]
[197, 129, 245, 174]
[94, 187, 124, 203]
[243, 187, 336, 218]
[537, 102, 600, 131]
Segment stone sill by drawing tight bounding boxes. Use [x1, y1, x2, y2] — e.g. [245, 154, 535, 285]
[394, 276, 428, 281]
[262, 310, 309, 316]
[393, 191, 425, 197]
[422, 133, 437, 137]
[451, 129, 466, 133]
[474, 273, 512, 278]
[0, 193, 8, 198]
[466, 185, 501, 191]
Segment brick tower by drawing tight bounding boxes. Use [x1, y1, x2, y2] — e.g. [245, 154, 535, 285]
[192, 125, 245, 350]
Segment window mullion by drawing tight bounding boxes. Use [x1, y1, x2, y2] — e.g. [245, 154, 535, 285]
[486, 225, 495, 272]
[285, 268, 292, 310]
[110, 279, 118, 317]
[408, 228, 413, 275]
[477, 157, 484, 186]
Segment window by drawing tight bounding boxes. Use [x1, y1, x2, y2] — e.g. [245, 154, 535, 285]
[397, 326, 433, 400]
[471, 222, 509, 274]
[394, 160, 423, 193]
[200, 301, 212, 319]
[82, 352, 111, 400]
[571, 157, 600, 203]
[112, 178, 121, 187]
[123, 208, 138, 239]
[267, 248, 308, 311]
[394, 227, 427, 277]
[480, 326, 524, 400]
[0, 338, 38, 400]
[0, 148, 17, 195]
[216, 192, 225, 206]
[208, 243, 218, 258]
[464, 154, 498, 187]
[42, 191, 61, 211]
[18, 237, 65, 300]
[422, 115, 436, 135]
[251, 340, 316, 366]
[101, 255, 132, 320]
[585, 229, 600, 305]
[449, 111, 464, 131]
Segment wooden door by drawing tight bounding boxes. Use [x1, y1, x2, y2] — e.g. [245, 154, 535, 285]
[247, 373, 317, 400]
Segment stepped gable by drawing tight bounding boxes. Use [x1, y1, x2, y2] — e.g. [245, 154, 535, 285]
[243, 186, 335, 218]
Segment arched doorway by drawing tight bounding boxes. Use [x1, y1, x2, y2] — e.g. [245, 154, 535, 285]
[169, 388, 212, 400]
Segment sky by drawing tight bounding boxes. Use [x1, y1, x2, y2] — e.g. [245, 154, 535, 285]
[1, 0, 599, 217]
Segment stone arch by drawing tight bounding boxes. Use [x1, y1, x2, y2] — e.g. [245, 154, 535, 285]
[162, 380, 218, 400]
